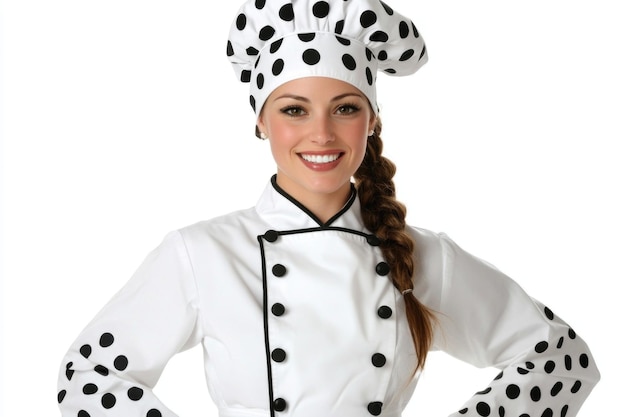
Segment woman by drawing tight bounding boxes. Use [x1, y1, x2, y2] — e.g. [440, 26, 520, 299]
[57, 1, 600, 416]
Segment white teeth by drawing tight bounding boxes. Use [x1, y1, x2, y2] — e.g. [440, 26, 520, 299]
[301, 154, 340, 163]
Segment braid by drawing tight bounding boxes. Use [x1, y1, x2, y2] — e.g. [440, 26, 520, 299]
[354, 118, 435, 371]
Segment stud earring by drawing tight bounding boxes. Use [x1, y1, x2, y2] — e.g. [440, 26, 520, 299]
[368, 130, 375, 137]
[259, 132, 268, 140]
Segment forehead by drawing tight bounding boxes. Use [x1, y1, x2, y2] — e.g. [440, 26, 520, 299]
[268, 77, 367, 99]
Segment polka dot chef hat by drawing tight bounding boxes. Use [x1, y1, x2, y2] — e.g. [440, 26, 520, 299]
[226, 0, 428, 117]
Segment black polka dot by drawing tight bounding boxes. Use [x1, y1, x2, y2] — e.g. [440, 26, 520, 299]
[335, 20, 345, 34]
[535, 341, 549, 353]
[83, 383, 98, 395]
[377, 51, 388, 61]
[544, 306, 555, 320]
[302, 49, 321, 65]
[419, 45, 427, 60]
[459, 409, 468, 414]
[476, 388, 491, 395]
[400, 49, 415, 61]
[380, 1, 394, 15]
[498, 406, 505, 417]
[526, 361, 535, 369]
[226, 41, 234, 57]
[246, 46, 259, 56]
[78, 411, 91, 417]
[506, 384, 520, 399]
[99, 333, 114, 347]
[94, 365, 109, 376]
[560, 405, 569, 417]
[360, 10, 377, 28]
[370, 31, 389, 42]
[272, 59, 284, 76]
[530, 386, 542, 402]
[236, 14, 247, 30]
[241, 70, 251, 83]
[520, 414, 530, 417]
[147, 410, 162, 417]
[476, 401, 490, 416]
[399, 21, 410, 38]
[57, 390, 66, 403]
[336, 36, 350, 46]
[114, 355, 128, 371]
[571, 380, 582, 393]
[279, 4, 294, 21]
[255, 0, 266, 9]
[342, 54, 357, 70]
[580, 353, 589, 368]
[557, 337, 564, 349]
[259, 25, 275, 41]
[544, 360, 556, 373]
[312, 1, 330, 18]
[270, 39, 283, 53]
[568, 328, 577, 339]
[65, 368, 74, 380]
[80, 344, 92, 358]
[102, 393, 116, 409]
[517, 367, 530, 375]
[250, 95, 256, 111]
[551, 381, 563, 396]
[128, 387, 144, 401]
[493, 371, 503, 380]
[412, 21, 420, 37]
[254, 56, 260, 69]
[565, 355, 572, 370]
[365, 48, 373, 61]
[541, 409, 554, 417]
[384, 68, 396, 74]
[366, 67, 373, 85]
[256, 73, 264, 89]
[298, 33, 316, 42]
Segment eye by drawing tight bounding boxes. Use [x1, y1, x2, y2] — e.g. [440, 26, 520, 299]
[336, 103, 361, 115]
[280, 106, 306, 117]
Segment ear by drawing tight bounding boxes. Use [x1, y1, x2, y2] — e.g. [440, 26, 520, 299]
[368, 114, 378, 134]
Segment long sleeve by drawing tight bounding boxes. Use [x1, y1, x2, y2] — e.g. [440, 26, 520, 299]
[428, 233, 600, 417]
[57, 231, 203, 417]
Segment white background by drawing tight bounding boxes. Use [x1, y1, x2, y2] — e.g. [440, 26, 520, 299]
[2, 0, 625, 416]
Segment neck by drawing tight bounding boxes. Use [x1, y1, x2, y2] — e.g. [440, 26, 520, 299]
[273, 174, 352, 225]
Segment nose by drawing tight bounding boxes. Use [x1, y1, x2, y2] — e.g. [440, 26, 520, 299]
[310, 115, 335, 145]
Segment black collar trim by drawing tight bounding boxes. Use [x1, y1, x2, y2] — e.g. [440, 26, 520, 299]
[270, 174, 357, 228]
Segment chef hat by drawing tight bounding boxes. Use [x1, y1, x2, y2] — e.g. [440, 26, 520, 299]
[226, 0, 428, 117]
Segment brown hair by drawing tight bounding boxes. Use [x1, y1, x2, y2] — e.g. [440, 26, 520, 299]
[354, 117, 435, 371]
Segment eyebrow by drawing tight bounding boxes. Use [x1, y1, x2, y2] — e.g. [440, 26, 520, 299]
[273, 92, 364, 103]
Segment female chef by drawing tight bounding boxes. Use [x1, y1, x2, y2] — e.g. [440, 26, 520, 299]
[57, 1, 600, 416]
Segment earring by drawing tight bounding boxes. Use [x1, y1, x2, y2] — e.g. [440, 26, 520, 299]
[259, 132, 268, 140]
[368, 130, 375, 137]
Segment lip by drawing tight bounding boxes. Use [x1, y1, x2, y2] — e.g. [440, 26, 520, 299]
[297, 151, 345, 171]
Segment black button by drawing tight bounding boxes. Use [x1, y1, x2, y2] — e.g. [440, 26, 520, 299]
[367, 235, 381, 246]
[271, 348, 287, 362]
[271, 303, 285, 316]
[375, 262, 390, 276]
[264, 230, 279, 242]
[273, 398, 287, 412]
[371, 353, 386, 367]
[367, 401, 383, 416]
[377, 306, 392, 319]
[272, 264, 287, 277]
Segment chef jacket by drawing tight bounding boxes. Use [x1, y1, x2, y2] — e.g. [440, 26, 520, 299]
[57, 176, 600, 417]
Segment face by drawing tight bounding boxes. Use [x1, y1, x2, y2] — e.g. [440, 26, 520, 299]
[257, 77, 376, 207]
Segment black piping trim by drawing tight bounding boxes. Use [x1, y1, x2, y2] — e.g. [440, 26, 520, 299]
[270, 174, 358, 228]
[274, 226, 372, 239]
[257, 235, 276, 417]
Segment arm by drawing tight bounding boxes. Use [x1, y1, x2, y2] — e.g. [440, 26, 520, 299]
[430, 234, 600, 417]
[57, 231, 203, 417]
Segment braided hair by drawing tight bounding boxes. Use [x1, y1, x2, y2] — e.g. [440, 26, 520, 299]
[354, 117, 435, 371]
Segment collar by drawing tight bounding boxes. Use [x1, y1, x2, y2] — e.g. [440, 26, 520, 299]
[255, 175, 368, 232]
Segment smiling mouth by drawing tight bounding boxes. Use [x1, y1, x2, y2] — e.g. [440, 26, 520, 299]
[299, 153, 343, 164]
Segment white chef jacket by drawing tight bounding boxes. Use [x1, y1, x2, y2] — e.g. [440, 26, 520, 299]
[57, 176, 600, 417]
